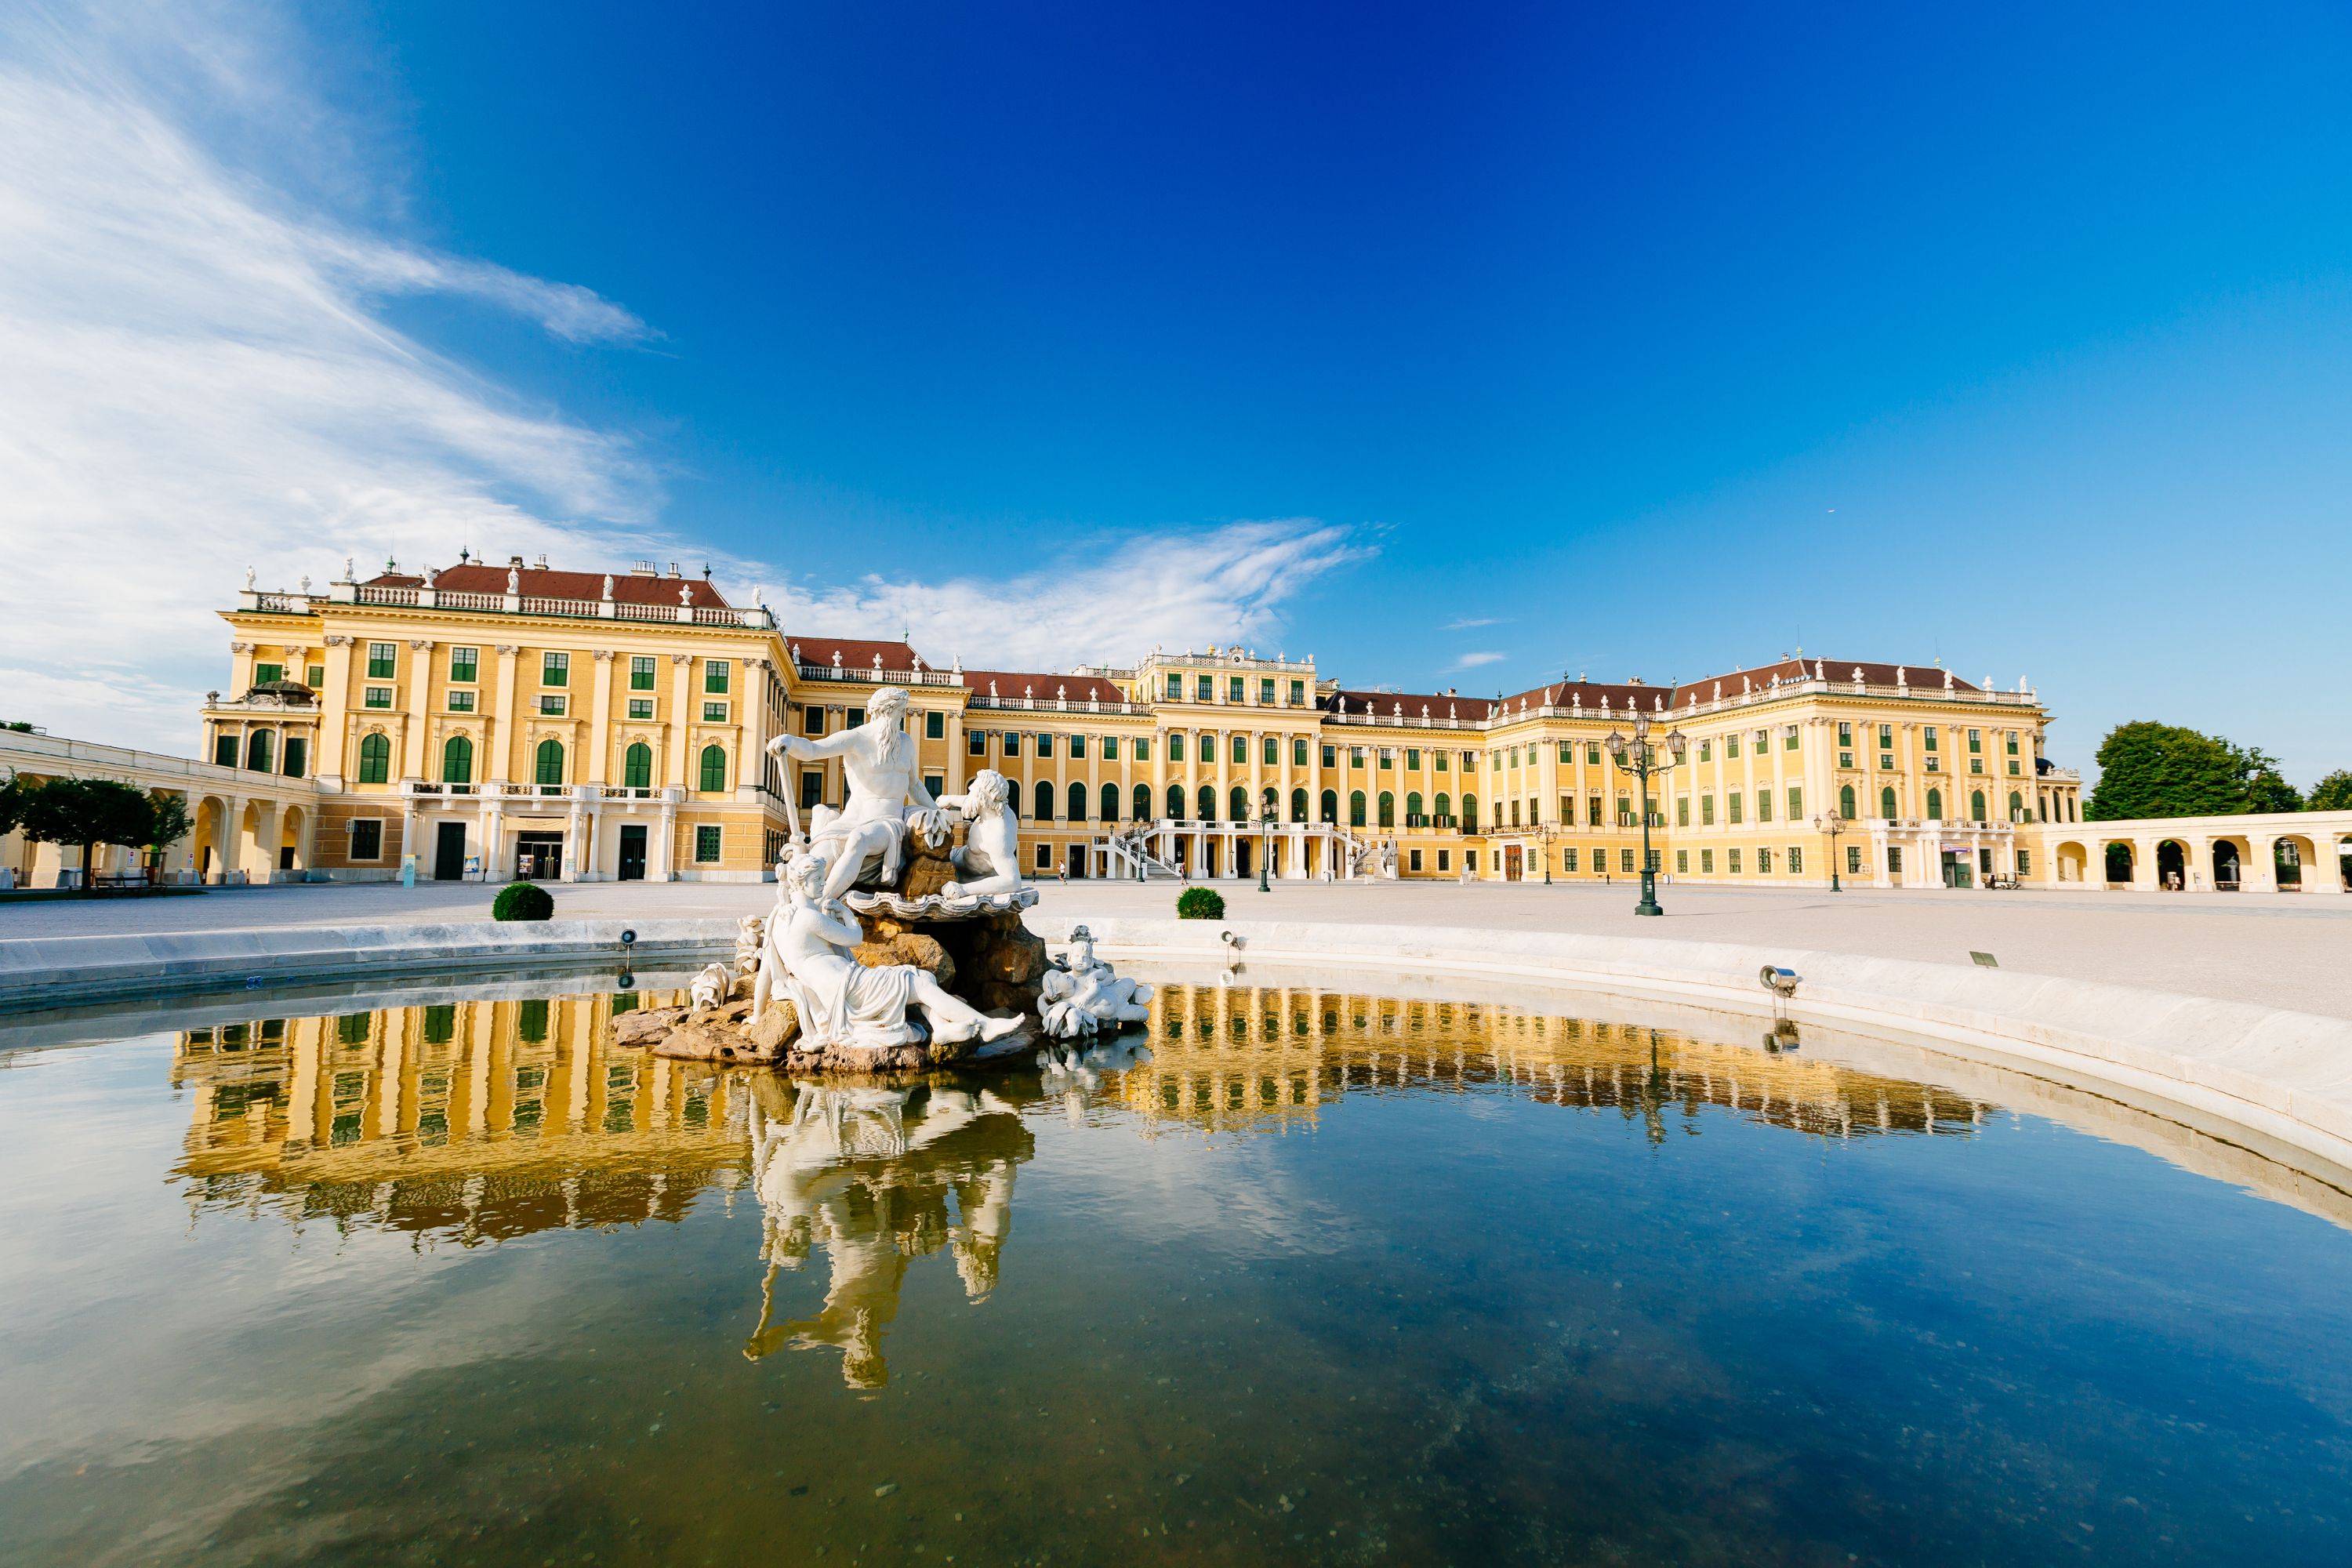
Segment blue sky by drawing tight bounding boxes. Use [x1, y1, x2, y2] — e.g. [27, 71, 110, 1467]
[3, 2, 2349, 782]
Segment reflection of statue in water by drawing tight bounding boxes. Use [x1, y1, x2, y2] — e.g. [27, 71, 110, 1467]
[768, 852, 1022, 1051]
[744, 1078, 1031, 1387]
[764, 684, 949, 901]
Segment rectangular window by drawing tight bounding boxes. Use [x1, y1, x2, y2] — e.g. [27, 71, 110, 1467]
[1559, 794, 1572, 825]
[1923, 726, 1939, 752]
[1753, 729, 1768, 752]
[2005, 731, 2020, 756]
[1728, 848, 1742, 874]
[1293, 736, 1308, 767]
[630, 655, 655, 691]
[2016, 848, 2032, 877]
[705, 660, 730, 695]
[1134, 739, 1150, 763]
[1466, 851, 1478, 872]
[1069, 733, 1087, 759]
[1171, 733, 1185, 763]
[800, 771, 822, 809]
[364, 686, 392, 709]
[1841, 752, 1854, 769]
[542, 652, 568, 687]
[1038, 733, 1054, 758]
[1701, 848, 1715, 873]
[1784, 725, 1799, 751]
[695, 826, 721, 863]
[1847, 845, 1862, 875]
[305, 663, 325, 688]
[1879, 724, 1894, 748]
[1409, 848, 1422, 872]
[1620, 848, 1635, 873]
[1787, 846, 1802, 874]
[1492, 751, 1502, 771]
[1559, 848, 1577, 873]
[1289, 680, 1305, 706]
[1787, 786, 1801, 819]
[1759, 848, 1774, 874]
[366, 642, 396, 679]
[1002, 731, 1021, 757]
[702, 701, 727, 723]
[1437, 849, 1451, 872]
[1888, 847, 1903, 874]
[1103, 736, 1119, 761]
[1231, 734, 1246, 764]
[1701, 793, 1715, 826]
[1228, 676, 1244, 702]
[1406, 747, 1421, 770]
[627, 698, 653, 720]
[213, 734, 237, 766]
[1436, 751, 1449, 771]
[1675, 849, 1689, 873]
[437, 647, 475, 686]
[1676, 796, 1690, 827]
[1587, 743, 1602, 765]
[1036, 842, 1052, 869]
[1726, 734, 1739, 759]
[1588, 794, 1602, 826]
[1378, 748, 1394, 768]
[1558, 743, 1572, 764]
[1967, 728, 1982, 753]
[969, 729, 987, 755]
[1322, 743, 1337, 768]
[447, 690, 475, 713]
[1166, 672, 1183, 700]
[539, 695, 566, 716]
[1197, 675, 1214, 702]
[804, 706, 826, 735]
[1729, 793, 1743, 825]
[254, 662, 284, 685]
[1838, 721, 1853, 746]
[1258, 735, 1274, 765]
[1259, 677, 1275, 704]
[1350, 747, 1365, 767]
[1698, 739, 1711, 762]
[1462, 751, 1476, 771]
[1615, 796, 1632, 827]
[349, 819, 383, 860]
[925, 710, 945, 739]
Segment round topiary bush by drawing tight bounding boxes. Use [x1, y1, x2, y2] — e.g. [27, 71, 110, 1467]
[1176, 885, 1226, 920]
[493, 880, 554, 921]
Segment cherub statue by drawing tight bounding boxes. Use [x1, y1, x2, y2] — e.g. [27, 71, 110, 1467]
[765, 685, 951, 901]
[768, 852, 1021, 1051]
[1038, 925, 1152, 1038]
[933, 768, 1021, 898]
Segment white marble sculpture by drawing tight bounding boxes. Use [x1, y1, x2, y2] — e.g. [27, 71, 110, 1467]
[734, 915, 765, 975]
[768, 852, 1021, 1051]
[933, 768, 1022, 898]
[765, 685, 950, 902]
[689, 961, 731, 1011]
[1038, 924, 1152, 1039]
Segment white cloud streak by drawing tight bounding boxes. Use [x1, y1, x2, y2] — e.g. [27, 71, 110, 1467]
[1451, 651, 1505, 669]
[1445, 616, 1503, 630]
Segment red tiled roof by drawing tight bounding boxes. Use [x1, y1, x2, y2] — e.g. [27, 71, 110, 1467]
[1324, 688, 1497, 722]
[365, 564, 731, 608]
[786, 637, 928, 673]
[1668, 659, 1976, 708]
[960, 669, 1128, 706]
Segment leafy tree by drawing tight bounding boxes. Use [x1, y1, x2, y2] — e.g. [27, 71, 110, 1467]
[2307, 770, 2352, 813]
[2084, 722, 2299, 820]
[0, 772, 24, 838]
[17, 777, 156, 891]
[145, 791, 193, 865]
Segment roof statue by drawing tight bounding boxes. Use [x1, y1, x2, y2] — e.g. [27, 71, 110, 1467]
[601, 574, 614, 599]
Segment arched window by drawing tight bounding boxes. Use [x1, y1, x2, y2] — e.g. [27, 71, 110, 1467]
[1167, 784, 1186, 820]
[1879, 786, 1897, 820]
[245, 730, 274, 773]
[441, 734, 473, 784]
[1926, 787, 1943, 822]
[623, 742, 653, 790]
[1035, 780, 1056, 822]
[1230, 786, 1249, 823]
[1406, 791, 1423, 823]
[1967, 789, 1984, 823]
[1069, 782, 1089, 822]
[1102, 782, 1120, 822]
[699, 745, 728, 793]
[2009, 790, 2024, 822]
[1461, 793, 1478, 831]
[535, 739, 564, 787]
[1290, 788, 1307, 822]
[1349, 790, 1367, 827]
[1435, 791, 1450, 822]
[1838, 783, 1856, 820]
[1377, 791, 1395, 827]
[1319, 789, 1338, 824]
[1134, 783, 1152, 822]
[1261, 786, 1279, 818]
[1197, 785, 1218, 822]
[357, 731, 390, 784]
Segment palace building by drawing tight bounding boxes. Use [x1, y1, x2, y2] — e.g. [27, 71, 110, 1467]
[202, 554, 2087, 890]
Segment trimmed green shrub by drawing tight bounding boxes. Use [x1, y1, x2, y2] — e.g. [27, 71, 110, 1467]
[1176, 885, 1225, 920]
[493, 880, 554, 921]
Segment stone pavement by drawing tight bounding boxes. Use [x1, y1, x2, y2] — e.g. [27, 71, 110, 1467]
[5, 877, 2347, 1019]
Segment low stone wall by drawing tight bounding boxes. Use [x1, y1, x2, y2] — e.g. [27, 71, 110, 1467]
[0, 919, 728, 1011]
[1030, 914, 2352, 1183]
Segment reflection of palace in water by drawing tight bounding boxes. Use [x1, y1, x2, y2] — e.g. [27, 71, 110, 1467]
[1118, 984, 1997, 1144]
[172, 982, 1991, 1384]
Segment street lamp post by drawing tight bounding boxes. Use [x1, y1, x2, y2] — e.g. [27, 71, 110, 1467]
[1813, 810, 1848, 892]
[1605, 713, 1687, 918]
[1258, 804, 1276, 892]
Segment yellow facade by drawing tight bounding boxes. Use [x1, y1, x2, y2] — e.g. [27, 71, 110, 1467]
[207, 558, 2078, 887]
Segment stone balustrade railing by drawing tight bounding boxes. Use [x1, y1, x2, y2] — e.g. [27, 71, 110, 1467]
[237, 584, 779, 628]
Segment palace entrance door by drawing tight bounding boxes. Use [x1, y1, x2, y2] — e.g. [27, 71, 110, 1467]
[433, 821, 467, 881]
[1504, 844, 1523, 882]
[515, 831, 563, 880]
[617, 824, 648, 881]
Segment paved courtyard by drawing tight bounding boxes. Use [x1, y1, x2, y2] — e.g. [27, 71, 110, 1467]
[7, 877, 2347, 1020]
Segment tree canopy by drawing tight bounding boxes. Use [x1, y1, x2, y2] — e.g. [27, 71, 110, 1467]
[16, 777, 158, 889]
[2083, 721, 2303, 820]
[2308, 770, 2352, 813]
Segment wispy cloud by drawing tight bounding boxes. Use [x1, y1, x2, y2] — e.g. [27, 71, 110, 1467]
[1451, 651, 1506, 670]
[1445, 616, 1504, 630]
[769, 519, 1368, 671]
[0, 5, 662, 749]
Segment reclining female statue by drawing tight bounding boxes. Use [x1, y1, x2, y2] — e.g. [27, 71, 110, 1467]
[767, 851, 1022, 1051]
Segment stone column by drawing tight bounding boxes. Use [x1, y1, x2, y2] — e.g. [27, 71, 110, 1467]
[589, 649, 616, 784]
[488, 644, 521, 785]
[737, 656, 770, 803]
[654, 794, 678, 881]
[667, 655, 695, 787]
[401, 638, 435, 781]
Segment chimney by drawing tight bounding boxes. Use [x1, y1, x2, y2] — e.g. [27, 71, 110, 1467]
[508, 554, 525, 570]
[666, 561, 681, 578]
